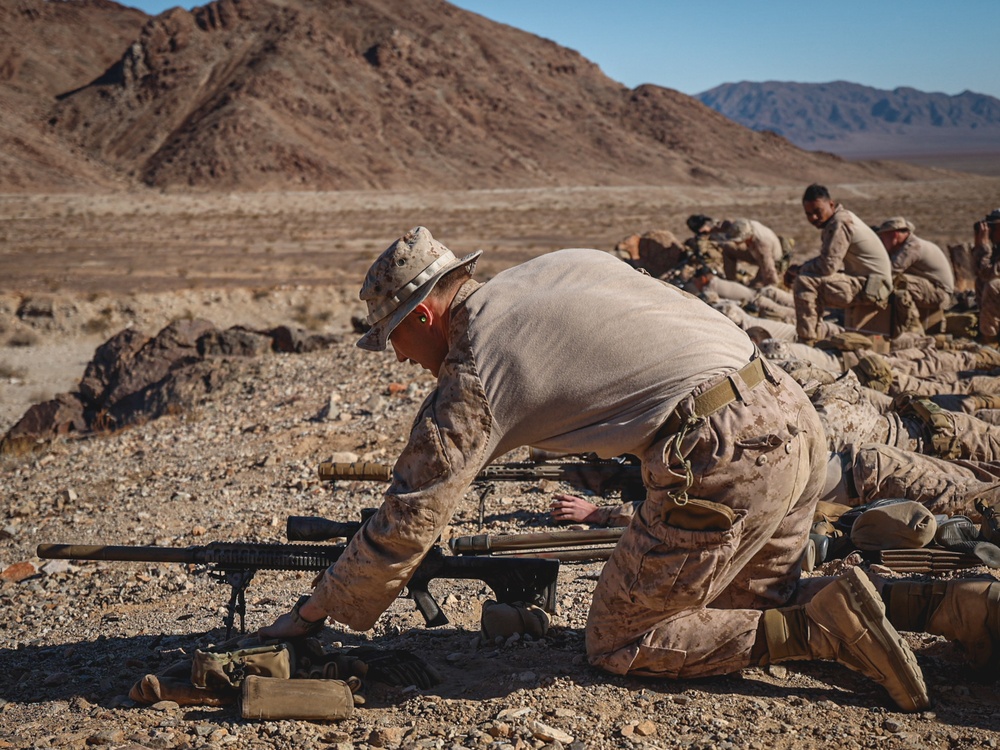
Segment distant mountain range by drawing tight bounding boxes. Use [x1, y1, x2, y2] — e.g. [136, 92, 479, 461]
[0, 0, 938, 193]
[697, 81, 1000, 167]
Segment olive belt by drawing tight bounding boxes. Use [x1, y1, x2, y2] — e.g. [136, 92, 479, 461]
[658, 356, 768, 439]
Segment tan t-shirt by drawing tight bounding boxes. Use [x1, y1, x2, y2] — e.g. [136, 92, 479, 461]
[891, 234, 954, 293]
[313, 249, 755, 629]
[802, 205, 892, 279]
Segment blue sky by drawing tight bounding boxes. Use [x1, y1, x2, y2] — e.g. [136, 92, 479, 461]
[119, 0, 1000, 99]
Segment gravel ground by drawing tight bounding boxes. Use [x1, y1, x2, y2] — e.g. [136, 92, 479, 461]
[3, 335, 1000, 750]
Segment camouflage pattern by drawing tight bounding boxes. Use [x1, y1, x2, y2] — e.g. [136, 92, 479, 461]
[808, 371, 915, 453]
[979, 276, 1000, 339]
[854, 444, 1000, 517]
[718, 219, 783, 288]
[974, 239, 1000, 338]
[586, 364, 827, 678]
[793, 271, 867, 342]
[356, 226, 481, 352]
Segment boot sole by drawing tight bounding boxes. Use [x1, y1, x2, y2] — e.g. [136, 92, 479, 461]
[843, 567, 931, 712]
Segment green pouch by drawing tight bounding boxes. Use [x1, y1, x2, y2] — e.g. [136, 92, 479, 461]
[192, 643, 293, 690]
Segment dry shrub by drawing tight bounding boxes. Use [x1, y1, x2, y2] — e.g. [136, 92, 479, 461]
[0, 363, 27, 379]
[7, 330, 39, 347]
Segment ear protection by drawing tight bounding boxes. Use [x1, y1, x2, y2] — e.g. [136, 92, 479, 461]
[419, 315, 428, 324]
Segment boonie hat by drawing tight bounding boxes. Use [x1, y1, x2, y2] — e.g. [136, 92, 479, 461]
[875, 217, 915, 234]
[357, 227, 481, 352]
[724, 218, 753, 242]
[850, 500, 937, 551]
[985, 208, 1000, 225]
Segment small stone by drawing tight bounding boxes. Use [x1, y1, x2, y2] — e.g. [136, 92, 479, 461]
[528, 721, 573, 744]
[619, 724, 635, 738]
[368, 727, 405, 747]
[634, 720, 656, 737]
[320, 731, 352, 743]
[883, 719, 903, 733]
[40, 559, 73, 575]
[0, 561, 37, 582]
[86, 729, 124, 745]
[518, 671, 537, 682]
[151, 700, 179, 711]
[191, 525, 207, 536]
[767, 664, 788, 678]
[487, 723, 512, 739]
[194, 724, 215, 737]
[60, 488, 78, 504]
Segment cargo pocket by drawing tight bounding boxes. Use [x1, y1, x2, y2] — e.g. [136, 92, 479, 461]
[621, 496, 747, 614]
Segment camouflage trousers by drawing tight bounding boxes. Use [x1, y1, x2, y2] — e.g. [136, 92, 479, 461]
[722, 245, 779, 288]
[793, 272, 866, 342]
[978, 277, 1000, 339]
[895, 274, 952, 312]
[586, 364, 827, 679]
[854, 444, 1000, 517]
[890, 371, 1000, 397]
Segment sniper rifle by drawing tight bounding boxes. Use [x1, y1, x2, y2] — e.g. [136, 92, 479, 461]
[38, 517, 560, 638]
[319, 459, 645, 502]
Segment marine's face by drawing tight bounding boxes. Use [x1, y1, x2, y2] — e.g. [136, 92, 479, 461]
[388, 311, 446, 377]
[803, 198, 836, 228]
[878, 229, 908, 252]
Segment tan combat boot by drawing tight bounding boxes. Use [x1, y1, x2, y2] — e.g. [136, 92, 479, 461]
[886, 579, 1000, 674]
[762, 567, 929, 711]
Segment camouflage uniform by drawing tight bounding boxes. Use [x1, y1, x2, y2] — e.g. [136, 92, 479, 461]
[587, 364, 827, 677]
[811, 371, 1000, 461]
[717, 219, 784, 288]
[974, 239, 1000, 338]
[890, 233, 954, 313]
[315, 248, 828, 684]
[793, 205, 894, 342]
[853, 444, 1000, 517]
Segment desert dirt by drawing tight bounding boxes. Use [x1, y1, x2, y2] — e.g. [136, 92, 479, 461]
[3, 177, 1000, 749]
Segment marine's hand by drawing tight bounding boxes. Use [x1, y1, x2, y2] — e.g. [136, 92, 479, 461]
[549, 493, 600, 523]
[258, 597, 327, 639]
[975, 220, 988, 245]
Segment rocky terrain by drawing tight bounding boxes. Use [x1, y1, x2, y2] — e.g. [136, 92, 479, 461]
[3, 322, 1000, 750]
[3, 178, 1000, 748]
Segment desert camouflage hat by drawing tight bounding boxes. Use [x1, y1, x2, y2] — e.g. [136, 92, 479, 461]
[724, 218, 753, 242]
[357, 227, 481, 352]
[875, 217, 915, 234]
[985, 208, 1000, 225]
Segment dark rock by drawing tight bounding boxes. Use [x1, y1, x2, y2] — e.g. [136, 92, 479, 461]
[267, 325, 339, 353]
[1, 392, 87, 452]
[197, 327, 272, 357]
[82, 319, 217, 427]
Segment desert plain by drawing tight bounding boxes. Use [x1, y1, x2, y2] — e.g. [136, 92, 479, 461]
[3, 174, 1000, 749]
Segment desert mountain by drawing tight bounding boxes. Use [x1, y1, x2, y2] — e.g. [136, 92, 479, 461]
[698, 81, 1000, 159]
[0, 0, 147, 189]
[7, 0, 937, 192]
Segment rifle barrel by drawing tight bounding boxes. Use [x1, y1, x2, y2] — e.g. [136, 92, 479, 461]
[37, 544, 197, 564]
